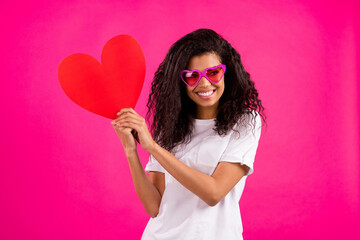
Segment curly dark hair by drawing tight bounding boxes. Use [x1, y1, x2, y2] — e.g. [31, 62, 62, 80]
[146, 28, 266, 152]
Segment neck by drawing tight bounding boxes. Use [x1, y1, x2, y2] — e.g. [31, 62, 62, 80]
[196, 105, 218, 119]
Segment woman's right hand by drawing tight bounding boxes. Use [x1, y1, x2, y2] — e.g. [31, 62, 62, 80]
[111, 121, 137, 155]
[112, 117, 163, 218]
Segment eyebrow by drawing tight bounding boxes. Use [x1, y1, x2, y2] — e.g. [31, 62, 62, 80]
[187, 64, 222, 71]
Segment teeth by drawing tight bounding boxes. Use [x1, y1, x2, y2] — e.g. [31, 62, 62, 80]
[197, 90, 214, 97]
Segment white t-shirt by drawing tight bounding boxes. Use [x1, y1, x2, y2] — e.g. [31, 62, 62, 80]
[142, 112, 262, 240]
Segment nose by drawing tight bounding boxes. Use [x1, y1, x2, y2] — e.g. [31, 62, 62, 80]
[197, 76, 211, 88]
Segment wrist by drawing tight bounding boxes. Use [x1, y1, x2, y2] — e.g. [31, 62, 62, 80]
[124, 149, 138, 158]
[145, 140, 159, 154]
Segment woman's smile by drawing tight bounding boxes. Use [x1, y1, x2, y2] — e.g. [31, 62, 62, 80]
[196, 89, 216, 98]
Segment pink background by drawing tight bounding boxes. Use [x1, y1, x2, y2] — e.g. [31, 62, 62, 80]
[0, 0, 359, 239]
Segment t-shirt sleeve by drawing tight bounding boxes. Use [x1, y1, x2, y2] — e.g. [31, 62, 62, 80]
[219, 112, 262, 176]
[145, 154, 166, 173]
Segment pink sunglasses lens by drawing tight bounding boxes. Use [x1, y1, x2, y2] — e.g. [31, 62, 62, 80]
[206, 67, 224, 82]
[182, 71, 199, 86]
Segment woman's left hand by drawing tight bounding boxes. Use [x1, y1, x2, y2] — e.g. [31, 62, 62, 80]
[112, 108, 156, 152]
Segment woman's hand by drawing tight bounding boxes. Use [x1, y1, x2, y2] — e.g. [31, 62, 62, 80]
[111, 108, 156, 153]
[111, 109, 163, 217]
[111, 119, 137, 155]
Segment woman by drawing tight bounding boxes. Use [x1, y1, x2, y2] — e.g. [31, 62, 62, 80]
[111, 29, 266, 240]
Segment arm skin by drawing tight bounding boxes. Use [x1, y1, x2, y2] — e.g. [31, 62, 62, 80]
[125, 151, 165, 218]
[112, 108, 248, 217]
[148, 143, 248, 207]
[112, 121, 165, 218]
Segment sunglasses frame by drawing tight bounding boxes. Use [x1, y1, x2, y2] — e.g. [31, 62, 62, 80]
[180, 64, 226, 87]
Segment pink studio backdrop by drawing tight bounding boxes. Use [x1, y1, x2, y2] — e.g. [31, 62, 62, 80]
[0, 0, 359, 239]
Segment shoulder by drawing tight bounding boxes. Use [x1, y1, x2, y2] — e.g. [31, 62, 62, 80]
[232, 110, 262, 135]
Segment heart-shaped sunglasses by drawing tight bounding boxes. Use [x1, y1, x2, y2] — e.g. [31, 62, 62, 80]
[180, 64, 226, 87]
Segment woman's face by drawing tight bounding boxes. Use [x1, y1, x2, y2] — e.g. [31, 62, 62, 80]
[185, 52, 225, 119]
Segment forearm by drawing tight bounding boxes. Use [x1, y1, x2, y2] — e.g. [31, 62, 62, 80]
[148, 144, 218, 206]
[125, 150, 162, 217]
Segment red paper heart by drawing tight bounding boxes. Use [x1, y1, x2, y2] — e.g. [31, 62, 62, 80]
[57, 35, 146, 119]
